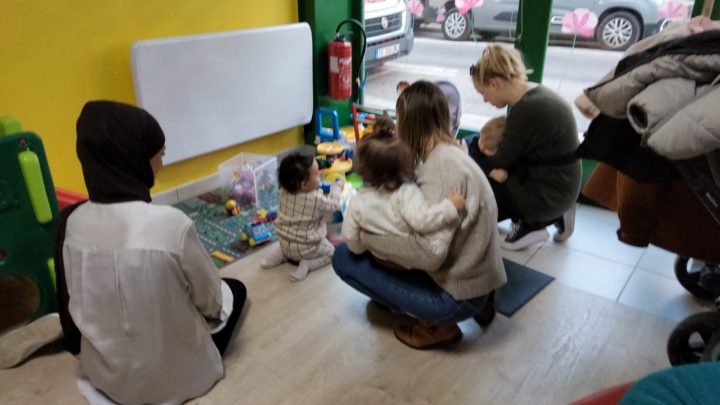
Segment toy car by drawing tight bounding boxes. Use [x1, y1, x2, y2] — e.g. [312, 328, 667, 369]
[254, 209, 278, 223]
[241, 222, 272, 248]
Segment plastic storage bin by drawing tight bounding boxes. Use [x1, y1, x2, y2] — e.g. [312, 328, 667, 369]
[218, 153, 278, 210]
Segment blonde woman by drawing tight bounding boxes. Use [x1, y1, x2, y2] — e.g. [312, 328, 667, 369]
[332, 81, 506, 350]
[467, 45, 581, 250]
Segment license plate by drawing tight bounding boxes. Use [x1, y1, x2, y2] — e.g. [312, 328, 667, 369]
[375, 44, 400, 60]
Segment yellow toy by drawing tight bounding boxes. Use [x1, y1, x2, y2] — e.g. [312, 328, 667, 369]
[316, 142, 343, 155]
[210, 250, 234, 263]
[224, 199, 240, 216]
[324, 160, 352, 182]
[316, 142, 352, 182]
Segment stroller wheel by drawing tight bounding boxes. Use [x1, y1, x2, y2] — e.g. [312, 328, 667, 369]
[702, 331, 720, 362]
[674, 256, 720, 300]
[667, 311, 720, 366]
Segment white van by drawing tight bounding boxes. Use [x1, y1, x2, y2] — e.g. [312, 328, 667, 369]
[365, 0, 414, 68]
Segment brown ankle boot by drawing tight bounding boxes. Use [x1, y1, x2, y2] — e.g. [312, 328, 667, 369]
[473, 290, 497, 326]
[394, 322, 462, 350]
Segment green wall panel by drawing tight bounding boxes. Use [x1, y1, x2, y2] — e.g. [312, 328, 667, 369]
[298, 0, 364, 144]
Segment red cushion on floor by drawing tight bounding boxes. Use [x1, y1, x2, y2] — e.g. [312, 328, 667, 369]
[570, 382, 634, 405]
[55, 188, 87, 211]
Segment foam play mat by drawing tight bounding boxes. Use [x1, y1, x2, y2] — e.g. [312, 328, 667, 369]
[173, 188, 279, 269]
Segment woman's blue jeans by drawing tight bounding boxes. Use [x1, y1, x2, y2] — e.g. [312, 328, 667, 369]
[332, 243, 489, 324]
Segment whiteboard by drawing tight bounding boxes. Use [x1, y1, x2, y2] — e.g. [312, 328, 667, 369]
[131, 23, 314, 164]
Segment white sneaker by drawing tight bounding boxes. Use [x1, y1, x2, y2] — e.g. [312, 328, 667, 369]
[0, 313, 62, 369]
[553, 204, 576, 242]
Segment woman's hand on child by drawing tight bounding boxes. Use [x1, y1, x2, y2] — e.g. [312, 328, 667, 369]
[489, 169, 508, 183]
[447, 187, 465, 211]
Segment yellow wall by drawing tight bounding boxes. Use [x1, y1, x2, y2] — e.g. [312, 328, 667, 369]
[1, 0, 303, 194]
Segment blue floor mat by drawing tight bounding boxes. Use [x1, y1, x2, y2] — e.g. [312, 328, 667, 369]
[498, 258, 554, 317]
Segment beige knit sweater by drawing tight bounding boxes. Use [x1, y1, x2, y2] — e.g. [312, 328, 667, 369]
[361, 143, 507, 300]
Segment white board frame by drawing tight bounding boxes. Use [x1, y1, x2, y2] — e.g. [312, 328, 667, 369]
[131, 23, 313, 165]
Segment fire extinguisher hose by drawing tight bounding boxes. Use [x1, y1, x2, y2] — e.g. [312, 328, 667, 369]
[335, 18, 367, 100]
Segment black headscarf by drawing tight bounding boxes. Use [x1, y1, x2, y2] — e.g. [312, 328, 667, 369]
[76, 100, 165, 203]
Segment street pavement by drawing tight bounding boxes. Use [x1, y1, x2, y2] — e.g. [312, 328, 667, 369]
[364, 31, 623, 132]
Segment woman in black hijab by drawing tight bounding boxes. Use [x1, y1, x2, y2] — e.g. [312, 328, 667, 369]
[76, 100, 166, 203]
[55, 101, 246, 404]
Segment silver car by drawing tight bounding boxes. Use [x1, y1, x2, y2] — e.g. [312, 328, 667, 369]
[416, 0, 690, 50]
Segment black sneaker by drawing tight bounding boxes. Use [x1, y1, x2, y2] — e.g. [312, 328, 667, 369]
[502, 221, 549, 251]
[553, 204, 576, 242]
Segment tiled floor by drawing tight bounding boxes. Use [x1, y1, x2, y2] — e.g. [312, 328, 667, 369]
[501, 203, 716, 322]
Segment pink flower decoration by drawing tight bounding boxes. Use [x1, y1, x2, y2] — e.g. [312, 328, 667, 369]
[407, 0, 424, 18]
[561, 8, 598, 38]
[658, 1, 689, 19]
[455, 0, 483, 15]
[436, 7, 446, 22]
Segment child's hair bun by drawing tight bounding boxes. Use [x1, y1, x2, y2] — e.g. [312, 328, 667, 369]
[368, 115, 395, 139]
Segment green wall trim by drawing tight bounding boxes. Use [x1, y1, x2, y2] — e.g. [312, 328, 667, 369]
[515, 0, 552, 84]
[692, 0, 720, 19]
[298, 0, 364, 144]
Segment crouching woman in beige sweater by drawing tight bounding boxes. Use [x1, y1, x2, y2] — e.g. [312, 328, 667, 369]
[332, 81, 506, 349]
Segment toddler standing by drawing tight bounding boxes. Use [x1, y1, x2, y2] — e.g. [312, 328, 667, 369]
[262, 153, 343, 281]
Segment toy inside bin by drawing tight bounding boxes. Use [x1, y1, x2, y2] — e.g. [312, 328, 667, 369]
[218, 153, 279, 210]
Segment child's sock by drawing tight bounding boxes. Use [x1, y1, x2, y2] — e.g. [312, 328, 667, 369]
[289, 255, 332, 282]
[261, 243, 287, 269]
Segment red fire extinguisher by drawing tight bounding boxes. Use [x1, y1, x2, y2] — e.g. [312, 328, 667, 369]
[328, 34, 353, 100]
[328, 19, 366, 100]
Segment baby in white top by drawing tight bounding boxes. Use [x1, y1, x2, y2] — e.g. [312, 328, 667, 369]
[342, 115, 465, 265]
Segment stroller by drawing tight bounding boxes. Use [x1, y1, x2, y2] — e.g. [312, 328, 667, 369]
[665, 158, 720, 365]
[435, 80, 463, 137]
[576, 27, 720, 366]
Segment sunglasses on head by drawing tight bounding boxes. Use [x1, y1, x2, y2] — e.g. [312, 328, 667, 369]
[469, 64, 478, 76]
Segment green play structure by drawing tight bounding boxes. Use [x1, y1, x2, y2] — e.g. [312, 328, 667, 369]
[0, 117, 59, 320]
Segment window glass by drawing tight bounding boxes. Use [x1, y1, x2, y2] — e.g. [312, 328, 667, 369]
[363, 0, 695, 133]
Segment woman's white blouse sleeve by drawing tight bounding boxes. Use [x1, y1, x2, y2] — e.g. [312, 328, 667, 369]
[179, 224, 223, 319]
